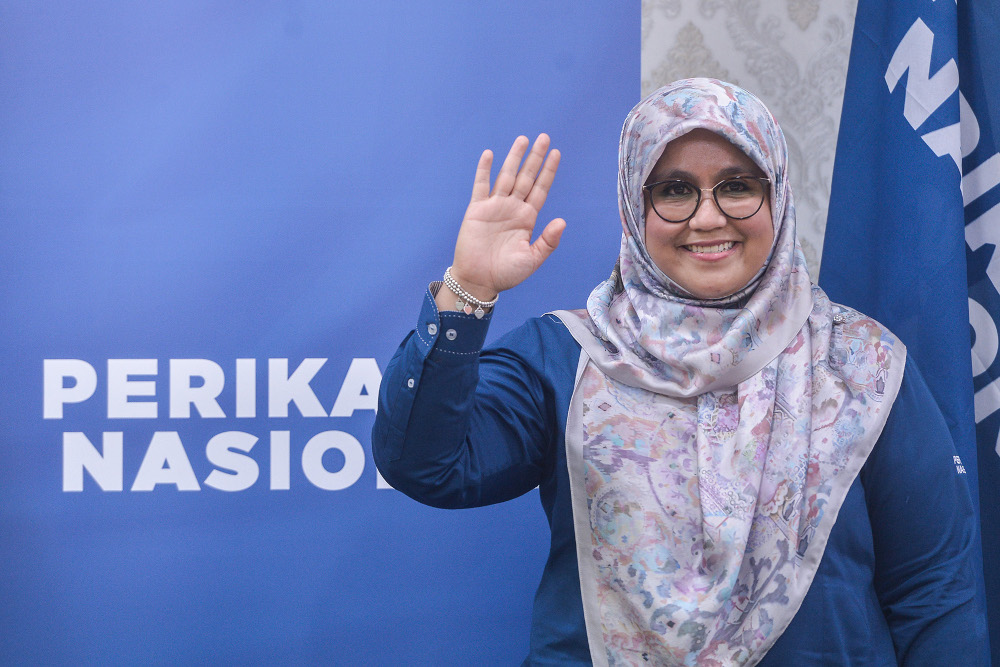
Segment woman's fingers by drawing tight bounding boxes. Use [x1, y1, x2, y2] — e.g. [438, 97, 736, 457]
[511, 134, 551, 199]
[469, 149, 493, 202]
[492, 135, 530, 196]
[525, 147, 560, 210]
[471, 133, 558, 212]
[530, 217, 567, 265]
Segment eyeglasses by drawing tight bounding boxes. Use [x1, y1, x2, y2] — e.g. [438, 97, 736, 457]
[642, 176, 770, 223]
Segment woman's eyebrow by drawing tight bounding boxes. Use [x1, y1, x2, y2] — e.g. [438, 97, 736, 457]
[652, 168, 697, 181]
[650, 164, 760, 182]
[717, 165, 759, 177]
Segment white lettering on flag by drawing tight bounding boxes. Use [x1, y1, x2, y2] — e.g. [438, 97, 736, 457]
[967, 201, 1000, 442]
[970, 298, 999, 376]
[921, 92, 980, 172]
[966, 203, 1000, 292]
[964, 153, 1000, 206]
[885, 18, 959, 130]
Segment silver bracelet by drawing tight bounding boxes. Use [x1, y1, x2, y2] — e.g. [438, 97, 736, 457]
[443, 266, 498, 319]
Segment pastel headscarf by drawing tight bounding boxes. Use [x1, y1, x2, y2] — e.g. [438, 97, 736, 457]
[554, 79, 905, 665]
[582, 77, 814, 396]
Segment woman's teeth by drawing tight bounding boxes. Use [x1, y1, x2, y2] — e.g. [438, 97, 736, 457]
[686, 241, 735, 253]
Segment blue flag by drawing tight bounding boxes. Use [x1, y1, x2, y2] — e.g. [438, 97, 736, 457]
[821, 0, 1000, 661]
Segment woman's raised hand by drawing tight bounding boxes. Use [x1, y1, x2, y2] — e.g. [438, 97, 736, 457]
[446, 134, 565, 303]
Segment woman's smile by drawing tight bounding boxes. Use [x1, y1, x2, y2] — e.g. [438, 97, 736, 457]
[683, 240, 737, 256]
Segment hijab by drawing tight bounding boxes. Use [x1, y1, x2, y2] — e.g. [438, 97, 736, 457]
[554, 79, 906, 666]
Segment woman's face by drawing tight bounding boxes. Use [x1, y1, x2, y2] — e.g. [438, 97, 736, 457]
[643, 129, 774, 300]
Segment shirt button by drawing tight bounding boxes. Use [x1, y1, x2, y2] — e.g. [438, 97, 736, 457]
[406, 378, 415, 388]
[445, 329, 458, 340]
[427, 323, 438, 335]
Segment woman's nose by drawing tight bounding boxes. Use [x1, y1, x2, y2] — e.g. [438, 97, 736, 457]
[687, 192, 727, 230]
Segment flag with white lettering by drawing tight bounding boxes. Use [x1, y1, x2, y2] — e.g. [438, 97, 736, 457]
[820, 0, 1000, 660]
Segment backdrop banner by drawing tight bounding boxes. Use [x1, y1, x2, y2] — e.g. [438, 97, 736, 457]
[821, 0, 999, 661]
[0, 4, 638, 663]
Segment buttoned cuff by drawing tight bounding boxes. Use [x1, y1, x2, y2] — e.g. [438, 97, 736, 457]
[412, 282, 493, 361]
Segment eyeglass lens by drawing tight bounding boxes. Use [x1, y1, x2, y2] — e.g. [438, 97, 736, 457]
[648, 177, 766, 222]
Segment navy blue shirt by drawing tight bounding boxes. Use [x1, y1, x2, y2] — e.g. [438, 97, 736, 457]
[373, 290, 985, 665]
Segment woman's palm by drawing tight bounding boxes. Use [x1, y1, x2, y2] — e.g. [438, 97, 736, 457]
[450, 134, 565, 297]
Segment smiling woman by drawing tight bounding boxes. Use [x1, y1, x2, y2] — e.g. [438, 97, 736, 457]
[372, 79, 986, 665]
[642, 128, 774, 300]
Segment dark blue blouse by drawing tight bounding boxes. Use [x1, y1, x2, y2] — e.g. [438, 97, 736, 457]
[373, 290, 985, 665]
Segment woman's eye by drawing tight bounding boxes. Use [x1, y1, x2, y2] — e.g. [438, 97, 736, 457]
[716, 178, 762, 197]
[657, 182, 693, 199]
[719, 178, 752, 194]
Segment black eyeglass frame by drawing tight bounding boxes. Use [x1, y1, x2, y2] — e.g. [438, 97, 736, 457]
[642, 176, 771, 223]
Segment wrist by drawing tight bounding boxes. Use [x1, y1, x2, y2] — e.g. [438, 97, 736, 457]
[446, 267, 498, 302]
[443, 267, 498, 319]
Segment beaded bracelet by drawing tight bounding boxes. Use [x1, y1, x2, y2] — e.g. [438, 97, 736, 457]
[443, 266, 498, 319]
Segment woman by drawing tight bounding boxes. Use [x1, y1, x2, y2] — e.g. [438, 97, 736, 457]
[372, 79, 983, 665]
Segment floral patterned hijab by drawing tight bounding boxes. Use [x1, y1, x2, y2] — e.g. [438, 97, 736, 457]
[554, 79, 905, 665]
[581, 77, 814, 396]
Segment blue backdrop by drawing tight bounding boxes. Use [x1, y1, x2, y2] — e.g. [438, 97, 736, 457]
[0, 3, 639, 664]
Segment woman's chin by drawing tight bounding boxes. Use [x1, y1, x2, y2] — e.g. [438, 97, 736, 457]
[675, 278, 743, 301]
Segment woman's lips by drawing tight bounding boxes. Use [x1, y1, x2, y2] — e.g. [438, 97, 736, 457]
[682, 240, 738, 259]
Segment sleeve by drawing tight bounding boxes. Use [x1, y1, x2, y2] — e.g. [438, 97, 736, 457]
[860, 359, 988, 665]
[371, 286, 557, 509]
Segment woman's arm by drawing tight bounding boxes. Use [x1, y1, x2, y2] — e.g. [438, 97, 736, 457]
[372, 134, 568, 507]
[860, 360, 988, 665]
[372, 291, 564, 508]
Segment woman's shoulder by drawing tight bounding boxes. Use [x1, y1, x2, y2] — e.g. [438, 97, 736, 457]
[484, 312, 584, 380]
[489, 312, 582, 350]
[827, 301, 905, 354]
[804, 290, 909, 418]
[819, 292, 905, 377]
